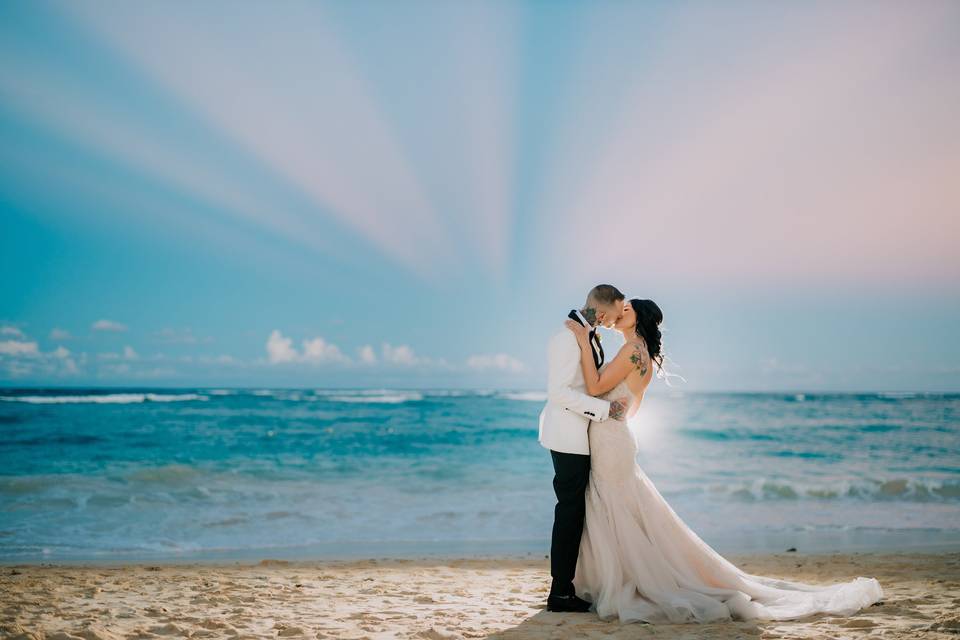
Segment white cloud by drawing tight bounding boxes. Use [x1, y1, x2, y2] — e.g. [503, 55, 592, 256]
[266, 330, 299, 364]
[302, 336, 348, 363]
[0, 340, 39, 357]
[1, 325, 25, 338]
[51, 346, 79, 374]
[376, 343, 451, 370]
[266, 330, 348, 365]
[466, 353, 526, 373]
[258, 329, 457, 370]
[358, 344, 377, 364]
[49, 328, 72, 340]
[0, 334, 80, 378]
[123, 345, 139, 360]
[382, 343, 419, 366]
[92, 319, 127, 332]
[264, 334, 446, 369]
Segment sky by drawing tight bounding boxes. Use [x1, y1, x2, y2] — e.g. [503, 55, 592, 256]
[1, 0, 958, 392]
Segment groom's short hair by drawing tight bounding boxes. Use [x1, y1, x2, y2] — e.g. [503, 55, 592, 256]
[587, 284, 625, 306]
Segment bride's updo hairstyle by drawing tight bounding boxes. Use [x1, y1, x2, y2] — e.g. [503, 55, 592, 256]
[630, 298, 664, 371]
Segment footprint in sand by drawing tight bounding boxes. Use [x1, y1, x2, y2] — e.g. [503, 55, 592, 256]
[78, 623, 125, 640]
[149, 622, 187, 635]
[930, 617, 960, 633]
[416, 629, 458, 640]
[840, 618, 876, 628]
[276, 626, 305, 636]
[199, 619, 233, 630]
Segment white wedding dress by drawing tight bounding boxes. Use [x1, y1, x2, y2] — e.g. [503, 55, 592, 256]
[573, 374, 884, 623]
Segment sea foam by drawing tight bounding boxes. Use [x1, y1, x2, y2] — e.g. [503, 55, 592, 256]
[0, 393, 208, 404]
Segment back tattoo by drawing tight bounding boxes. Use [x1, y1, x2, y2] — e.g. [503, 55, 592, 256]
[629, 341, 648, 377]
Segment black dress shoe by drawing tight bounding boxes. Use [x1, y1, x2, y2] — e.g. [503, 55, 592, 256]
[546, 592, 592, 612]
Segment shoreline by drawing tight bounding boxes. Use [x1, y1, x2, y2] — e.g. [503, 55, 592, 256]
[2, 547, 958, 566]
[4, 551, 959, 639]
[4, 532, 959, 567]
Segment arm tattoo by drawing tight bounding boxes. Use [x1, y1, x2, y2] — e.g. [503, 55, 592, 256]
[630, 343, 648, 376]
[581, 307, 597, 326]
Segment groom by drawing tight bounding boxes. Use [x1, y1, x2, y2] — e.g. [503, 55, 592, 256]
[538, 284, 629, 612]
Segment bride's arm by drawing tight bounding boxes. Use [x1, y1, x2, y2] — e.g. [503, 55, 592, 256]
[564, 322, 637, 396]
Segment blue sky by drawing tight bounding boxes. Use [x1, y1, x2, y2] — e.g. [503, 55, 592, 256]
[1, 0, 958, 391]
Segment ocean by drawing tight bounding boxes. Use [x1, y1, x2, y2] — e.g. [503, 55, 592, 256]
[1, 388, 958, 564]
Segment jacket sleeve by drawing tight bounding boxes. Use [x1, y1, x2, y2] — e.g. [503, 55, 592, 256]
[547, 330, 611, 422]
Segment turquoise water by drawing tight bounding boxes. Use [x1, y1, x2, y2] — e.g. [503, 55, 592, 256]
[1, 388, 958, 563]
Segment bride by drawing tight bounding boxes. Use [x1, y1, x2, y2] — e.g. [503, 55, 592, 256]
[563, 298, 884, 623]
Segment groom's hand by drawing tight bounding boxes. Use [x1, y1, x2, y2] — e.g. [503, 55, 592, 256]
[564, 319, 590, 344]
[609, 397, 629, 421]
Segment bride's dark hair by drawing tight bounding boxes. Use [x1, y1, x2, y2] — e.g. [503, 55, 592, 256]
[629, 298, 664, 371]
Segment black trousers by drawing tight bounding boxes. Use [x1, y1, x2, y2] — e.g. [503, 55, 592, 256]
[548, 448, 591, 596]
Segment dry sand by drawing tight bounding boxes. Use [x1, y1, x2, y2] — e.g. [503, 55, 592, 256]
[2, 552, 959, 639]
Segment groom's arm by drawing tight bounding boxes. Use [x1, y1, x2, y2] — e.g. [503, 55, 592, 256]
[547, 330, 612, 422]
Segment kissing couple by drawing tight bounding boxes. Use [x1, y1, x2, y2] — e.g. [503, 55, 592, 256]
[537, 284, 883, 623]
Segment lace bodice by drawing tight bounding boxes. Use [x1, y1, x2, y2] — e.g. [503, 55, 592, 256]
[596, 364, 635, 405]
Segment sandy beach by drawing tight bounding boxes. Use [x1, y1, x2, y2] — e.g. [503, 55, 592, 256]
[2, 551, 958, 639]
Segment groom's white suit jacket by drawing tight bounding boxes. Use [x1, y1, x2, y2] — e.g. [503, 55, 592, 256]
[538, 316, 612, 455]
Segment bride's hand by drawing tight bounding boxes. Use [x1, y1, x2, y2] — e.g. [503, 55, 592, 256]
[564, 319, 591, 344]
